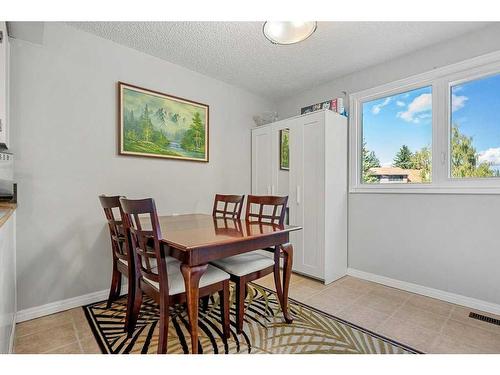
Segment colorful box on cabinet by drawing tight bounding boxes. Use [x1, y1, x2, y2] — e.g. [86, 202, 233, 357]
[300, 98, 345, 116]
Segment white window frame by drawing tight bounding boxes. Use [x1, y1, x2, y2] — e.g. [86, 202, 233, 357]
[350, 50, 500, 194]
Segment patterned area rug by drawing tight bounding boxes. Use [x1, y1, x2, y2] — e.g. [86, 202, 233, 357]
[83, 283, 420, 354]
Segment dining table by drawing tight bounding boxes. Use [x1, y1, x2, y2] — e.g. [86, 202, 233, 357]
[147, 213, 302, 354]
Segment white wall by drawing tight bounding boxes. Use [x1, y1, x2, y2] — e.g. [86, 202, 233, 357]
[278, 24, 500, 118]
[277, 23, 500, 306]
[10, 23, 273, 311]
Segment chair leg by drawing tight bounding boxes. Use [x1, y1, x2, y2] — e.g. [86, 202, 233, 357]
[235, 278, 246, 334]
[107, 263, 121, 308]
[201, 296, 210, 313]
[124, 276, 135, 333]
[127, 284, 143, 338]
[218, 281, 230, 340]
[157, 299, 170, 354]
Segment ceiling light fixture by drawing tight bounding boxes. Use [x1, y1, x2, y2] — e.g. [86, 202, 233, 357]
[263, 21, 317, 45]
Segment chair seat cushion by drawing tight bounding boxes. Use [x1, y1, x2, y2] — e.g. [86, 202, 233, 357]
[211, 250, 275, 277]
[143, 259, 230, 296]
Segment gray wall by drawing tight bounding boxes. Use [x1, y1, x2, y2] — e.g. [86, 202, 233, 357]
[10, 23, 273, 311]
[277, 23, 500, 305]
[11, 21, 500, 311]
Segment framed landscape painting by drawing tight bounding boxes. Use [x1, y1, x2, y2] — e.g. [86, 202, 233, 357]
[280, 128, 289, 170]
[119, 82, 209, 162]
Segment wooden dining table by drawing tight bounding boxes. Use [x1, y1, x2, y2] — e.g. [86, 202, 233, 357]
[148, 213, 301, 354]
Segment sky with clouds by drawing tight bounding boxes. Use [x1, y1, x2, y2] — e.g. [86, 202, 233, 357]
[452, 73, 500, 169]
[362, 86, 432, 166]
[362, 73, 500, 169]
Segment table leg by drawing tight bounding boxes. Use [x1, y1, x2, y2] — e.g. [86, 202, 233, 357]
[281, 243, 293, 323]
[273, 246, 284, 307]
[273, 243, 294, 324]
[181, 263, 207, 354]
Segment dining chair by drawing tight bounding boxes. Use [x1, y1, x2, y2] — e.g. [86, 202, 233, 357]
[212, 194, 245, 219]
[200, 194, 246, 312]
[120, 197, 231, 354]
[211, 194, 289, 333]
[99, 195, 136, 332]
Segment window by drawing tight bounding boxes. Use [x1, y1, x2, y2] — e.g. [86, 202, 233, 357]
[362, 86, 432, 184]
[450, 73, 500, 179]
[350, 51, 500, 193]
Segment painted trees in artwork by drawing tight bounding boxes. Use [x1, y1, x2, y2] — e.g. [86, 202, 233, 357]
[122, 86, 207, 160]
[125, 110, 138, 141]
[123, 104, 172, 154]
[181, 112, 205, 153]
[281, 130, 289, 169]
[140, 104, 154, 142]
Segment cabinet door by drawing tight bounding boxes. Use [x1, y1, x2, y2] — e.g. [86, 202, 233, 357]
[289, 114, 325, 279]
[0, 22, 7, 146]
[288, 119, 304, 273]
[251, 127, 272, 195]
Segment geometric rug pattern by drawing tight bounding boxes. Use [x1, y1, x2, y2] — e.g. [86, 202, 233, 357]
[83, 283, 420, 354]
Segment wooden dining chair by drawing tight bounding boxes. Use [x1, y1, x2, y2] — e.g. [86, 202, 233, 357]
[211, 195, 289, 333]
[212, 194, 245, 219]
[201, 194, 246, 312]
[120, 197, 231, 354]
[99, 195, 136, 332]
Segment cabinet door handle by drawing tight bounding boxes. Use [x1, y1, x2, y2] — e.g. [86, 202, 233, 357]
[296, 185, 301, 205]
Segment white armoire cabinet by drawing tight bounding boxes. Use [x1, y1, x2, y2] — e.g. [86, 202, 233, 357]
[251, 110, 347, 284]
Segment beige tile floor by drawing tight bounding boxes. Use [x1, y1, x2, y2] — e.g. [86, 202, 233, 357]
[14, 273, 500, 354]
[14, 306, 100, 353]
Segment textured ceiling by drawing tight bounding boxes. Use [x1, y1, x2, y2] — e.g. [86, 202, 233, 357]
[70, 22, 491, 100]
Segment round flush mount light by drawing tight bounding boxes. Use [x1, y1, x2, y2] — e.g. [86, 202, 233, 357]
[263, 21, 317, 45]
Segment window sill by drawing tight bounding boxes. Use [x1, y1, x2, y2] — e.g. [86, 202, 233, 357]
[350, 186, 500, 195]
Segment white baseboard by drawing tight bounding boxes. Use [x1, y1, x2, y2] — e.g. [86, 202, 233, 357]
[16, 289, 109, 323]
[347, 268, 500, 316]
[17, 269, 500, 323]
[16, 285, 127, 323]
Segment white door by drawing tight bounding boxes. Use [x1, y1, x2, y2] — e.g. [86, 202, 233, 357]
[288, 118, 304, 273]
[289, 113, 325, 279]
[251, 127, 272, 195]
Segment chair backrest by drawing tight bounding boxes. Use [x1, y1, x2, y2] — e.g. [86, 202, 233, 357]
[120, 197, 167, 292]
[212, 194, 245, 219]
[99, 195, 128, 264]
[245, 195, 288, 225]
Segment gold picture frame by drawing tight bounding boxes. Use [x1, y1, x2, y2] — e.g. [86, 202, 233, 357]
[279, 128, 289, 170]
[119, 82, 209, 162]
